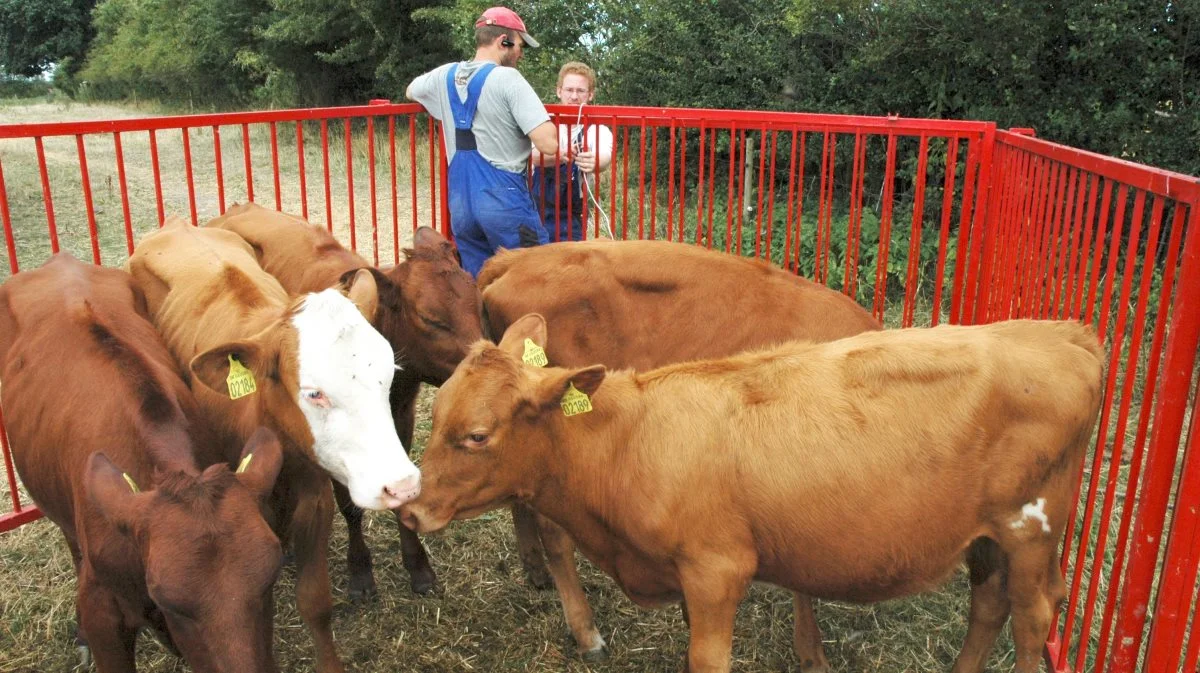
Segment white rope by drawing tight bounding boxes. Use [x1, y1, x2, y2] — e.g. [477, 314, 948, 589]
[573, 101, 616, 239]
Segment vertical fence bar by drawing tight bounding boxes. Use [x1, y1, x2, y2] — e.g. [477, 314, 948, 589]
[873, 133, 897, 321]
[213, 126, 226, 214]
[902, 135, 929, 327]
[182, 128, 198, 225]
[1060, 172, 1087, 320]
[1072, 175, 1101, 321]
[754, 129, 768, 258]
[269, 122, 281, 211]
[1085, 181, 1115, 326]
[321, 120, 333, 233]
[296, 122, 309, 221]
[74, 135, 101, 263]
[240, 124, 254, 204]
[763, 131, 779, 263]
[409, 116, 418, 233]
[345, 119, 357, 252]
[112, 133, 134, 255]
[1109, 205, 1200, 673]
[844, 132, 865, 298]
[36, 137, 60, 251]
[1096, 187, 1130, 343]
[1093, 204, 1188, 672]
[705, 127, 718, 248]
[931, 136, 959, 326]
[666, 124, 676, 242]
[963, 126, 996, 325]
[948, 136, 980, 323]
[0, 155, 18, 274]
[388, 116, 397, 260]
[367, 116, 379, 265]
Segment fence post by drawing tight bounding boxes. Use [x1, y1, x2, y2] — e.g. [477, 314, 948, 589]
[966, 124, 998, 325]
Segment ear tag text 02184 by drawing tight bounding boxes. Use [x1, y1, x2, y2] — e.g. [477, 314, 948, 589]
[560, 382, 593, 417]
[522, 339, 548, 367]
[226, 355, 257, 400]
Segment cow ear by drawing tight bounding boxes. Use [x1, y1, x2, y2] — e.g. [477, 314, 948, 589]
[85, 452, 150, 532]
[189, 340, 269, 397]
[233, 427, 283, 502]
[340, 268, 379, 323]
[535, 365, 606, 411]
[497, 313, 547, 358]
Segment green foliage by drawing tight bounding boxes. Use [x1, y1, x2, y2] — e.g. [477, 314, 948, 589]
[0, 0, 95, 78]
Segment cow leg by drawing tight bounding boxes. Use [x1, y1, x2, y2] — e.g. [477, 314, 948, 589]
[389, 378, 437, 595]
[333, 481, 376, 601]
[61, 531, 89, 654]
[77, 578, 138, 673]
[538, 515, 607, 661]
[793, 593, 831, 672]
[1005, 541, 1062, 673]
[511, 502, 553, 589]
[293, 483, 346, 673]
[679, 561, 751, 673]
[951, 538, 1011, 673]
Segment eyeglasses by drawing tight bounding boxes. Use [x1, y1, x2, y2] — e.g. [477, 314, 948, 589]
[560, 88, 591, 95]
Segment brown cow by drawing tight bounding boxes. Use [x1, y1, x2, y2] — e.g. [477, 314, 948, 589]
[127, 218, 420, 673]
[205, 201, 482, 596]
[402, 315, 1104, 673]
[0, 253, 284, 673]
[477, 239, 882, 661]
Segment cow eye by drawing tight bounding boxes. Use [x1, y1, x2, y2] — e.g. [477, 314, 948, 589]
[301, 388, 331, 408]
[420, 314, 450, 331]
[463, 432, 489, 449]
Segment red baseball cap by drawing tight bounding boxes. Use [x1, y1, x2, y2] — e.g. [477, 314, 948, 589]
[475, 7, 540, 48]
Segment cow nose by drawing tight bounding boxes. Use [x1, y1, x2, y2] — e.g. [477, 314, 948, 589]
[382, 473, 421, 509]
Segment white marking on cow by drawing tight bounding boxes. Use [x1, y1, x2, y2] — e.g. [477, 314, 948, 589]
[293, 289, 420, 510]
[1008, 497, 1052, 534]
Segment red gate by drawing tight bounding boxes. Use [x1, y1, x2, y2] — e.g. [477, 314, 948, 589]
[1, 102, 1197, 673]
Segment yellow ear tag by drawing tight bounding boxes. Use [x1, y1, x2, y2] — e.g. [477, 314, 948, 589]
[522, 339, 548, 367]
[236, 452, 255, 474]
[122, 473, 140, 494]
[560, 382, 593, 417]
[226, 355, 257, 400]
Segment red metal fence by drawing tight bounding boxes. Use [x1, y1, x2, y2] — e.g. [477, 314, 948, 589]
[1, 102, 1197, 673]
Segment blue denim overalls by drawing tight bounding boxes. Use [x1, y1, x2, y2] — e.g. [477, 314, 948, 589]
[445, 63, 548, 277]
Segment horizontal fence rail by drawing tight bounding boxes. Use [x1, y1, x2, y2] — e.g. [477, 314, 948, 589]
[2, 104, 1198, 673]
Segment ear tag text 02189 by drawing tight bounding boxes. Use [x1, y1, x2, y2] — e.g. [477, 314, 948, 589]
[560, 382, 593, 416]
[226, 355, 258, 400]
[522, 339, 548, 367]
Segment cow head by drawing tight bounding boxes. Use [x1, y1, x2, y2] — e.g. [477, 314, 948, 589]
[189, 283, 420, 510]
[84, 428, 284, 673]
[353, 226, 483, 385]
[401, 313, 605, 534]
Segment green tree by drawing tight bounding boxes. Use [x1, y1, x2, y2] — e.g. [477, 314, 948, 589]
[0, 0, 96, 78]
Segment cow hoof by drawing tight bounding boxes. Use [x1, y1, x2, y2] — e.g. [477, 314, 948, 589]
[75, 645, 91, 671]
[581, 645, 610, 664]
[347, 574, 378, 603]
[409, 568, 437, 595]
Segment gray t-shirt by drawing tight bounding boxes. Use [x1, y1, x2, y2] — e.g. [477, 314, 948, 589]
[408, 61, 550, 174]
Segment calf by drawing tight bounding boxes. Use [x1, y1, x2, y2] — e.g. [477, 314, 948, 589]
[477, 239, 882, 661]
[206, 201, 482, 595]
[402, 315, 1104, 673]
[126, 218, 419, 673]
[0, 253, 284, 673]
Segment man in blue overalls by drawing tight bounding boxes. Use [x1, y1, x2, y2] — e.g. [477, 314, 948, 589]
[406, 7, 558, 277]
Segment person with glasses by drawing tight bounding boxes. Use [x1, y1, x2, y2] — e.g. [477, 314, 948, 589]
[406, 6, 557, 276]
[531, 62, 615, 241]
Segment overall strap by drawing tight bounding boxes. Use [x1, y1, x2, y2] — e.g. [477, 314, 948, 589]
[446, 63, 498, 152]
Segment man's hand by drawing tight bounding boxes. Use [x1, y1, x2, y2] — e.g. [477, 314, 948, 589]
[574, 150, 598, 173]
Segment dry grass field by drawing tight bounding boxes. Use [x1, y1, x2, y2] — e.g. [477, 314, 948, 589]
[1, 98, 1118, 673]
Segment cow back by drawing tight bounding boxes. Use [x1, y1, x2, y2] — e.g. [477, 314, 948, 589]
[206, 202, 367, 294]
[0, 253, 208, 531]
[479, 240, 881, 370]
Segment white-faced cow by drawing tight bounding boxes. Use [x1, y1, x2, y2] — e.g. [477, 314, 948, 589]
[205, 201, 482, 596]
[402, 315, 1103, 673]
[126, 217, 419, 673]
[0, 253, 284, 673]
